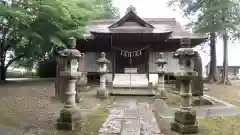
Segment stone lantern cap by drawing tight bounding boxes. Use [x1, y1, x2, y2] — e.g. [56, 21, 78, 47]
[156, 52, 167, 65]
[58, 37, 83, 59]
[96, 52, 110, 64]
[173, 48, 198, 59]
[58, 49, 82, 59]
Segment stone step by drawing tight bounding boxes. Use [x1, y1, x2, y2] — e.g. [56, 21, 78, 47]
[112, 83, 149, 88]
[110, 89, 155, 97]
[113, 74, 149, 88]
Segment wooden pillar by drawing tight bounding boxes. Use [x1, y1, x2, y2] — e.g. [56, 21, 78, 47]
[112, 48, 116, 81]
[167, 74, 170, 84]
[146, 47, 150, 80]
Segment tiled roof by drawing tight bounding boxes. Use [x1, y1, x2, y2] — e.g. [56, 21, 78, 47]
[86, 18, 205, 39]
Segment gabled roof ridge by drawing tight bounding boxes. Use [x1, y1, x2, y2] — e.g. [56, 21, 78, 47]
[108, 6, 154, 28]
[90, 18, 177, 25]
[90, 18, 176, 22]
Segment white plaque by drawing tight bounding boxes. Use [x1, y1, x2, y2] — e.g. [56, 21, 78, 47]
[71, 59, 78, 72]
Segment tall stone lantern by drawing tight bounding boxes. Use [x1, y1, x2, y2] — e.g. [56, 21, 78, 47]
[96, 52, 110, 98]
[155, 52, 167, 99]
[170, 38, 199, 134]
[56, 37, 84, 130]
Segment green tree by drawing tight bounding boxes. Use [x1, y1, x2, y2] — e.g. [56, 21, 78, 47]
[94, 0, 120, 19]
[168, 0, 240, 84]
[0, 0, 95, 81]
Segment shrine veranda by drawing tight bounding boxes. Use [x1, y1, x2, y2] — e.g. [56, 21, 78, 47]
[76, 7, 207, 87]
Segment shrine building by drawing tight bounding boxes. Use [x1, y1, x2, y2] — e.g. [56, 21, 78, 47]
[76, 6, 207, 88]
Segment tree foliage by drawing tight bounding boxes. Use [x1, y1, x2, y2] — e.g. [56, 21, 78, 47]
[0, 0, 97, 80]
[168, 0, 240, 84]
[94, 0, 120, 19]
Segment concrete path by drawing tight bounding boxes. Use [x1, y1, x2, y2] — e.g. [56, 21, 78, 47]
[99, 100, 163, 135]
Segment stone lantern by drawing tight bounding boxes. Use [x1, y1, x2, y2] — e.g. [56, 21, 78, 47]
[55, 53, 64, 101]
[56, 37, 84, 131]
[170, 38, 199, 134]
[96, 52, 110, 98]
[76, 53, 88, 103]
[155, 52, 167, 99]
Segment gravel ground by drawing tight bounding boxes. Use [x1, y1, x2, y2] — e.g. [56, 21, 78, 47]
[0, 80, 104, 135]
[0, 80, 240, 135]
[0, 81, 61, 134]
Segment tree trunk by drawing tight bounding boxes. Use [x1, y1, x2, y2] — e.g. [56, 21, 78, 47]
[207, 32, 219, 83]
[0, 58, 6, 81]
[219, 31, 231, 85]
[0, 38, 6, 81]
[192, 53, 203, 96]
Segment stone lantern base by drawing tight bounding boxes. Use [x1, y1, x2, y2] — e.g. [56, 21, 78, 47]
[57, 107, 83, 131]
[171, 108, 198, 134]
[155, 85, 167, 99]
[96, 88, 109, 99]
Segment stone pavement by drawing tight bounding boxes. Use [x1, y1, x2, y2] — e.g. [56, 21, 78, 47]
[99, 100, 163, 135]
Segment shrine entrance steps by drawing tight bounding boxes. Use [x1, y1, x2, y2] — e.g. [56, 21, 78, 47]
[111, 74, 154, 96]
[112, 74, 149, 88]
[109, 89, 155, 97]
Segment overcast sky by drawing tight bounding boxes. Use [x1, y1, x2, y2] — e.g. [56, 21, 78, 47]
[113, 0, 188, 25]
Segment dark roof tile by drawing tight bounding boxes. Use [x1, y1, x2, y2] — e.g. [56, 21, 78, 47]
[86, 18, 205, 39]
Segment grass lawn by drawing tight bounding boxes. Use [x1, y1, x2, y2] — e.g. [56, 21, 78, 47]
[199, 116, 240, 135]
[6, 70, 37, 78]
[81, 106, 109, 135]
[197, 82, 240, 135]
[159, 81, 240, 135]
[52, 106, 109, 135]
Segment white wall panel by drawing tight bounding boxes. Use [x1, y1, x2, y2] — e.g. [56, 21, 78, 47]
[149, 52, 180, 73]
[83, 52, 112, 72]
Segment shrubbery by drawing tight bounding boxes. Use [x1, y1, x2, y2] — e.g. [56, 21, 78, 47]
[37, 59, 57, 78]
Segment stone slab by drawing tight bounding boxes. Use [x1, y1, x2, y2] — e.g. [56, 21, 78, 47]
[139, 103, 161, 134]
[99, 100, 163, 135]
[121, 119, 141, 134]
